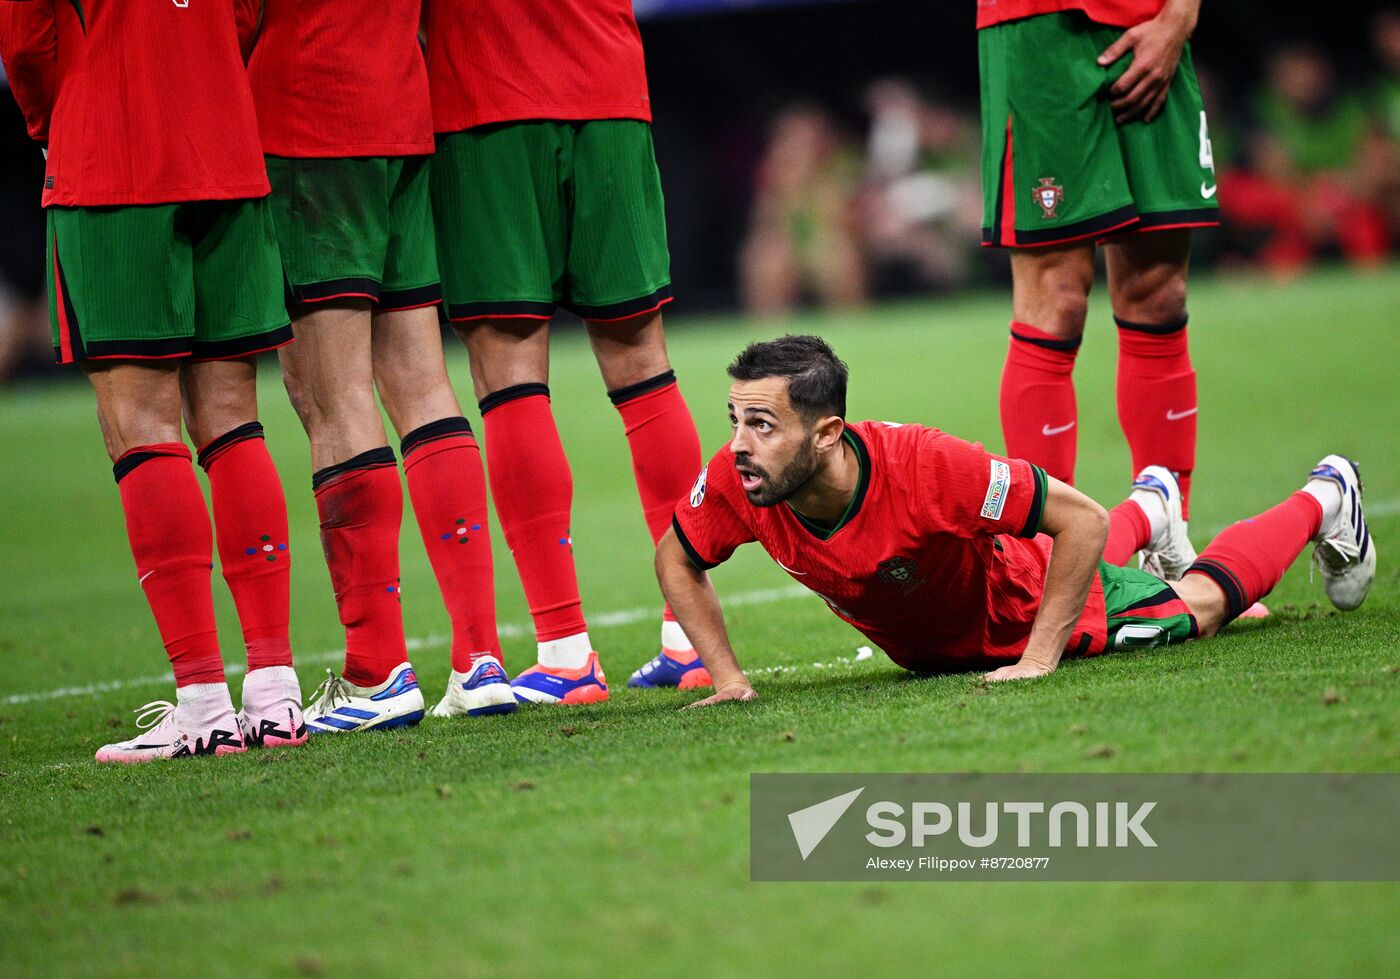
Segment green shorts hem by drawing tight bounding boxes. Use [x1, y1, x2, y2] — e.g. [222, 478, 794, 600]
[1099, 561, 1199, 651]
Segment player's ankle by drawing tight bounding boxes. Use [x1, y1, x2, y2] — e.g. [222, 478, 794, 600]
[537, 632, 593, 670]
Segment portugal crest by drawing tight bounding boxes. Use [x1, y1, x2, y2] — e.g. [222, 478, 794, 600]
[1032, 177, 1064, 219]
[876, 556, 925, 595]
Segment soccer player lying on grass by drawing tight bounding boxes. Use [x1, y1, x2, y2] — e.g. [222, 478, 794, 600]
[655, 336, 1376, 704]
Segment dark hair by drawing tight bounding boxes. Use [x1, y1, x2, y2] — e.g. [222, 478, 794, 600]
[727, 335, 848, 422]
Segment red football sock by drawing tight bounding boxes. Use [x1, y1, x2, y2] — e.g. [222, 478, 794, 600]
[1185, 492, 1322, 622]
[1115, 316, 1197, 519]
[1103, 499, 1152, 567]
[401, 417, 501, 672]
[313, 448, 408, 687]
[198, 423, 292, 672]
[1000, 321, 1079, 484]
[480, 385, 587, 643]
[609, 371, 703, 624]
[115, 444, 225, 687]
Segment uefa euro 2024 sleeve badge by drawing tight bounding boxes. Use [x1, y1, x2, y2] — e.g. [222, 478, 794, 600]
[1033, 177, 1064, 219]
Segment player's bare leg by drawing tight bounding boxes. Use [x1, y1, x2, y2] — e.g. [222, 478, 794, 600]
[282, 301, 423, 732]
[587, 312, 710, 689]
[1000, 243, 1095, 484]
[374, 306, 511, 717]
[457, 318, 606, 704]
[279, 301, 387, 470]
[182, 357, 302, 746]
[85, 363, 243, 762]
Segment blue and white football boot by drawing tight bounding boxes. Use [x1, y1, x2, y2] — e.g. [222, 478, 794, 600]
[1129, 465, 1198, 581]
[627, 650, 713, 690]
[303, 663, 425, 735]
[429, 655, 518, 717]
[1307, 455, 1376, 611]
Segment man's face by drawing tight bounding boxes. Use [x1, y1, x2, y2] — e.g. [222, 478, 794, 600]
[727, 378, 819, 507]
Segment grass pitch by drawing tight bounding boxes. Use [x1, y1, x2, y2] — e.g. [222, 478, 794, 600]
[2, 268, 1398, 976]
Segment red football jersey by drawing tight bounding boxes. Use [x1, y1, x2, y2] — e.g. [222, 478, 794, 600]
[0, 0, 269, 207]
[976, 0, 1165, 30]
[425, 0, 651, 133]
[672, 421, 1109, 672]
[245, 0, 434, 157]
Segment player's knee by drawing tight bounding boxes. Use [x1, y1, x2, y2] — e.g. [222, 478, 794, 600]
[1114, 272, 1188, 326]
[1033, 285, 1089, 339]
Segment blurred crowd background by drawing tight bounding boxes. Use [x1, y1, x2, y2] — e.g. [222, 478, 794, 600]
[1, 0, 1397, 382]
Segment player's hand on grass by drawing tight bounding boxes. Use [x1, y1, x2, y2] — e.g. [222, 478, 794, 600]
[984, 659, 1056, 682]
[682, 681, 758, 709]
[1097, 3, 1196, 124]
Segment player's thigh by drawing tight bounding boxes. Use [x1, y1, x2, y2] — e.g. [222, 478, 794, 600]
[265, 155, 391, 304]
[46, 203, 194, 363]
[1103, 227, 1192, 324]
[1114, 44, 1220, 233]
[431, 124, 565, 323]
[380, 155, 444, 313]
[979, 12, 1136, 249]
[187, 198, 292, 360]
[565, 120, 673, 321]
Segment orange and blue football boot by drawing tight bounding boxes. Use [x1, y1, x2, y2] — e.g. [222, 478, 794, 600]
[511, 652, 609, 705]
[627, 650, 713, 690]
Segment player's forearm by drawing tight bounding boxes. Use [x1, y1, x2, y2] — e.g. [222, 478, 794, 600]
[655, 533, 750, 692]
[1019, 496, 1110, 670]
[1157, 0, 1201, 35]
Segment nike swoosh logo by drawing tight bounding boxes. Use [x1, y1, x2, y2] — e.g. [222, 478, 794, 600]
[1200, 182, 1217, 199]
[1041, 422, 1076, 437]
[776, 558, 807, 576]
[139, 570, 155, 585]
[1166, 407, 1198, 421]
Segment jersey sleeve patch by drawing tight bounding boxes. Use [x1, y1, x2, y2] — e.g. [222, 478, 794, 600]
[981, 458, 1012, 520]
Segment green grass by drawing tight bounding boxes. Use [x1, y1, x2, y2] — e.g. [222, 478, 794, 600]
[2, 267, 1398, 977]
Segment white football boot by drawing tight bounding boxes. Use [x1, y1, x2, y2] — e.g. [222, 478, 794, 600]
[1306, 455, 1376, 611]
[95, 687, 245, 764]
[238, 666, 308, 748]
[1130, 466, 1198, 580]
[430, 655, 518, 718]
[303, 663, 425, 735]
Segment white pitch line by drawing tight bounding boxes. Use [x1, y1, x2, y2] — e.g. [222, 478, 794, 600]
[2, 585, 814, 708]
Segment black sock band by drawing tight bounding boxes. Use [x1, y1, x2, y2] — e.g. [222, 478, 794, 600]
[1114, 315, 1189, 334]
[401, 416, 474, 457]
[479, 382, 550, 415]
[1010, 329, 1082, 352]
[197, 421, 265, 471]
[311, 446, 397, 491]
[607, 369, 677, 406]
[113, 449, 185, 484]
[1186, 559, 1249, 623]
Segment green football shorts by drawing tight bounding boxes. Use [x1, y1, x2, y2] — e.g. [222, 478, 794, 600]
[978, 11, 1220, 247]
[265, 154, 441, 310]
[46, 199, 290, 364]
[1099, 560, 1199, 651]
[431, 119, 673, 322]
